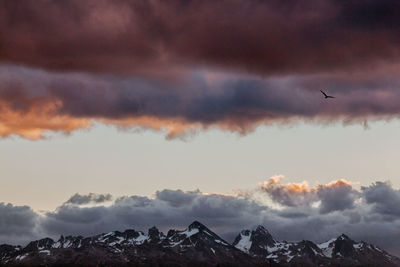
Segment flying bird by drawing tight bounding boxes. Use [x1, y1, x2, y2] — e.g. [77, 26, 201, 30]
[320, 90, 335, 99]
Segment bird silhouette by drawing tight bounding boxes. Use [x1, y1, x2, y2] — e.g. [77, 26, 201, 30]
[320, 90, 335, 99]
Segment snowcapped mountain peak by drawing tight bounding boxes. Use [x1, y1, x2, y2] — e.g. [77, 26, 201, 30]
[164, 221, 230, 249]
[255, 225, 269, 234]
[187, 221, 227, 241]
[24, 238, 54, 252]
[337, 233, 351, 241]
[188, 220, 207, 230]
[233, 225, 276, 256]
[240, 229, 251, 236]
[148, 226, 164, 241]
[252, 226, 274, 243]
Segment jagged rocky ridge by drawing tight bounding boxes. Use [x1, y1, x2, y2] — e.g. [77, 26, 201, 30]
[0, 221, 398, 266]
[232, 225, 399, 266]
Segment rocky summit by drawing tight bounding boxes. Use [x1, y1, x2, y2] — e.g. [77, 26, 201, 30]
[0, 221, 398, 266]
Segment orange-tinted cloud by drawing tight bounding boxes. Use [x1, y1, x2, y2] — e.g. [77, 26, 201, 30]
[260, 176, 357, 213]
[0, 100, 90, 140]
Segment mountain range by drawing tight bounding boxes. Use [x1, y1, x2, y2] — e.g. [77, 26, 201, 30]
[0, 221, 398, 266]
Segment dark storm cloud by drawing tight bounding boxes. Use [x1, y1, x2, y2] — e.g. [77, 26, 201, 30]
[1, 0, 400, 75]
[65, 193, 113, 205]
[335, 0, 400, 30]
[1, 1, 400, 139]
[2, 65, 400, 139]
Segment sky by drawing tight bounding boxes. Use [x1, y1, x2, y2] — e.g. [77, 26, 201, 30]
[1, 121, 400, 211]
[1, 0, 400, 256]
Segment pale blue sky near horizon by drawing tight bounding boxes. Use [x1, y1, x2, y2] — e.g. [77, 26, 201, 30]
[1, 120, 399, 211]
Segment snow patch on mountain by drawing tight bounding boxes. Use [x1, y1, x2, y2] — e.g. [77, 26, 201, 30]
[181, 228, 199, 238]
[234, 232, 252, 252]
[318, 238, 336, 258]
[318, 238, 336, 249]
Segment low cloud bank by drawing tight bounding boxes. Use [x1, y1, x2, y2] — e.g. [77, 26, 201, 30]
[1, 178, 400, 256]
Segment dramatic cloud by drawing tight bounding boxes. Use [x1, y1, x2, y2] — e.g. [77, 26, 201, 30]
[65, 193, 113, 205]
[1, 0, 400, 75]
[2, 65, 400, 139]
[1, 0, 400, 139]
[2, 179, 400, 256]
